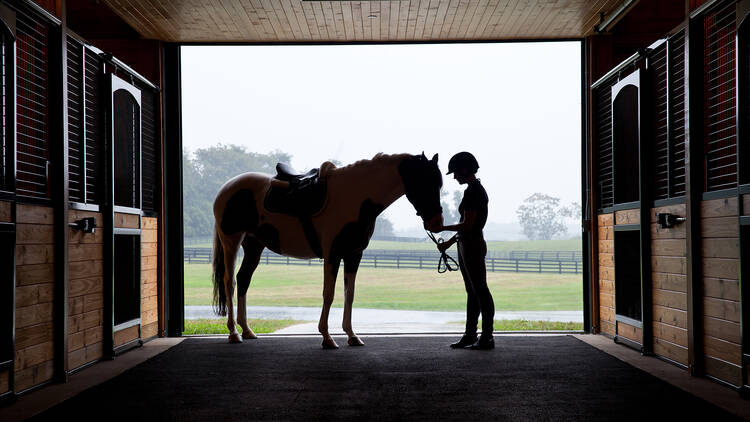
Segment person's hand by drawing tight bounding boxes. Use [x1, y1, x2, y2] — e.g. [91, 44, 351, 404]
[437, 241, 450, 253]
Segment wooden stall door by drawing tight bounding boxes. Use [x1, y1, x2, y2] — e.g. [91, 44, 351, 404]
[108, 75, 143, 355]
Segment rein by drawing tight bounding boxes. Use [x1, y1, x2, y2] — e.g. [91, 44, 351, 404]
[426, 231, 459, 273]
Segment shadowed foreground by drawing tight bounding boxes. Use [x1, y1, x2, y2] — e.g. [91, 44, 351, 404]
[34, 336, 741, 421]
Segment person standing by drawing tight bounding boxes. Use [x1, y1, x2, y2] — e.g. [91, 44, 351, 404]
[437, 152, 495, 350]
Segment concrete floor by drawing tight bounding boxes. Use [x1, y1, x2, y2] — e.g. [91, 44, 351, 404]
[1, 334, 748, 421]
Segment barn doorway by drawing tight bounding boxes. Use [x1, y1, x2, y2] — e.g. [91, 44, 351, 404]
[180, 42, 584, 336]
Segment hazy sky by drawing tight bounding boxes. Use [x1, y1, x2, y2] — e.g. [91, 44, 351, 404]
[181, 42, 581, 233]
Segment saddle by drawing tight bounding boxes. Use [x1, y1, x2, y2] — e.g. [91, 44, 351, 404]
[264, 162, 333, 258]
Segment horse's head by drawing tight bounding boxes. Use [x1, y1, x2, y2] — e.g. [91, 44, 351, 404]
[398, 153, 444, 232]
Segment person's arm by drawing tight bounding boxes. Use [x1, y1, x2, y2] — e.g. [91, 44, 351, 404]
[441, 210, 478, 233]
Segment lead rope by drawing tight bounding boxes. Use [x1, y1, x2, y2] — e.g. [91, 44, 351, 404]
[426, 231, 459, 273]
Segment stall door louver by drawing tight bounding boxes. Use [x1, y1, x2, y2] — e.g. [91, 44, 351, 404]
[702, 1, 737, 192]
[669, 30, 687, 197]
[84, 49, 104, 205]
[140, 86, 157, 214]
[15, 6, 50, 199]
[595, 77, 616, 209]
[0, 31, 10, 193]
[650, 42, 669, 201]
[67, 38, 84, 202]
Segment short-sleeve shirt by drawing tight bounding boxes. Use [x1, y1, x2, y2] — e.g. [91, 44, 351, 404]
[458, 179, 488, 235]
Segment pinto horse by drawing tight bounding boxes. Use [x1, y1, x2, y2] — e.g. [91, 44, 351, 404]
[211, 153, 444, 348]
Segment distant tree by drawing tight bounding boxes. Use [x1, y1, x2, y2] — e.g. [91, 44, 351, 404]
[516, 193, 572, 240]
[182, 144, 292, 238]
[441, 190, 460, 224]
[373, 216, 395, 237]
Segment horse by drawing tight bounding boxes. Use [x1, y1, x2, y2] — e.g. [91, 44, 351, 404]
[211, 152, 444, 348]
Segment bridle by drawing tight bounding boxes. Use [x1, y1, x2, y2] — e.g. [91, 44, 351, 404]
[426, 231, 459, 273]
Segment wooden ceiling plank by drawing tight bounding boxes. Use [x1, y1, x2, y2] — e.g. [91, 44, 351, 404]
[447, 0, 470, 39]
[331, 1, 347, 40]
[244, 2, 277, 40]
[370, 1, 381, 41]
[143, 0, 183, 40]
[430, 0, 451, 39]
[320, 1, 339, 40]
[473, 0, 501, 39]
[101, 0, 158, 40]
[388, 1, 400, 40]
[526, 2, 560, 38]
[503, 0, 526, 38]
[247, 0, 280, 40]
[414, 0, 429, 40]
[397, 1, 410, 40]
[380, 0, 391, 41]
[456, 0, 479, 39]
[282, 0, 308, 40]
[310, 2, 330, 40]
[299, 1, 320, 40]
[351, 1, 364, 41]
[361, 1, 372, 40]
[405, 0, 420, 39]
[582, 0, 619, 36]
[291, 1, 314, 40]
[118, 0, 171, 40]
[462, 0, 487, 39]
[422, 0, 439, 40]
[509, 0, 539, 38]
[485, 0, 517, 39]
[480, 0, 510, 39]
[208, 0, 243, 40]
[440, 0, 460, 39]
[219, 1, 253, 40]
[266, 0, 297, 40]
[341, 2, 356, 41]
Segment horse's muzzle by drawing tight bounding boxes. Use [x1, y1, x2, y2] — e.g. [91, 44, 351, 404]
[423, 213, 444, 233]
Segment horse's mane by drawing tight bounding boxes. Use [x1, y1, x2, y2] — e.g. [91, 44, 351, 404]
[328, 152, 410, 175]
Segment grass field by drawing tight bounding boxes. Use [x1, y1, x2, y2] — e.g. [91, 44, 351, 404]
[185, 263, 582, 311]
[183, 318, 301, 335]
[186, 238, 583, 253]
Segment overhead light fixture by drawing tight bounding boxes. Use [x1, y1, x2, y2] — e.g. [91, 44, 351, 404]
[368, 14, 377, 19]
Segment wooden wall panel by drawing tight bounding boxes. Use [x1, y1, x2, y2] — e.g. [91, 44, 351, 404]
[114, 325, 139, 347]
[615, 209, 639, 225]
[0, 370, 8, 394]
[742, 194, 749, 215]
[141, 217, 159, 339]
[598, 213, 615, 336]
[0, 201, 10, 222]
[700, 198, 741, 385]
[114, 212, 140, 229]
[67, 211, 104, 371]
[649, 204, 688, 365]
[14, 205, 55, 391]
[616, 321, 642, 343]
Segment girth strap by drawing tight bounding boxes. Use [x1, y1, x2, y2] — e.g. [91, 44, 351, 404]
[300, 216, 323, 259]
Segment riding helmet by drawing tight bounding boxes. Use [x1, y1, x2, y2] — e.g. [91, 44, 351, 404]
[446, 151, 479, 175]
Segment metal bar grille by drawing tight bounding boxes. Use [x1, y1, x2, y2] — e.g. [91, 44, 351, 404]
[702, 1, 737, 192]
[743, 21, 750, 186]
[139, 85, 158, 213]
[67, 37, 84, 202]
[0, 33, 8, 192]
[669, 30, 687, 196]
[84, 48, 103, 204]
[650, 42, 669, 201]
[594, 77, 616, 209]
[15, 6, 50, 198]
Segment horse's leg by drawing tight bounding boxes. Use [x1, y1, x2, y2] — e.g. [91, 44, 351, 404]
[237, 236, 264, 340]
[342, 252, 364, 346]
[318, 258, 341, 349]
[221, 232, 244, 343]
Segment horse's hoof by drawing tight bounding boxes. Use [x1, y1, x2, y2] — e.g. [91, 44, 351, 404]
[242, 330, 257, 340]
[228, 333, 243, 344]
[347, 336, 365, 346]
[321, 338, 339, 349]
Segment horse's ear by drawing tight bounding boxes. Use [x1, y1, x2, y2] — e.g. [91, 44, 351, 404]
[431, 153, 438, 163]
[421, 151, 426, 159]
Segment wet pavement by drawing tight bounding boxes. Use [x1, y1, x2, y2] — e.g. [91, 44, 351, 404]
[185, 306, 582, 334]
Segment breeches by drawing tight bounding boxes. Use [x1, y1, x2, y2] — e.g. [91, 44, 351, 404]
[457, 235, 495, 336]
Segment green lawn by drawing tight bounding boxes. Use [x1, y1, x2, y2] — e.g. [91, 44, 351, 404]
[185, 263, 582, 311]
[183, 318, 303, 335]
[187, 238, 582, 252]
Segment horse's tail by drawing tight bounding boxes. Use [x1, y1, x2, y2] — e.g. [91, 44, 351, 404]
[212, 225, 227, 317]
